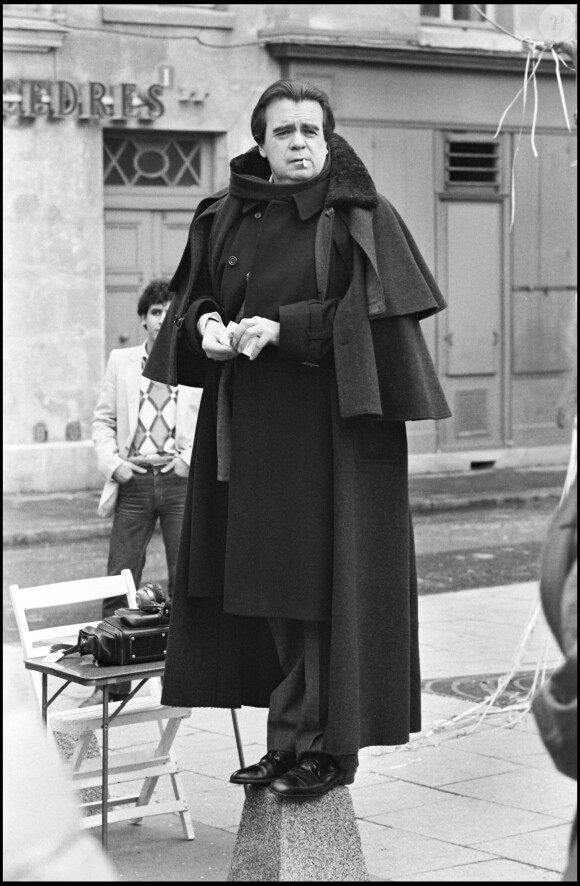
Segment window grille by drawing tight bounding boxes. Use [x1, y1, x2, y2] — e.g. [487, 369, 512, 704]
[445, 140, 500, 190]
[103, 132, 205, 189]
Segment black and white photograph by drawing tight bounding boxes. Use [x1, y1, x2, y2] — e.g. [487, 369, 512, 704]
[3, 4, 577, 882]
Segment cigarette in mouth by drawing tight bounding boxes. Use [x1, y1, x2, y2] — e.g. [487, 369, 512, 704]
[302, 158, 307, 168]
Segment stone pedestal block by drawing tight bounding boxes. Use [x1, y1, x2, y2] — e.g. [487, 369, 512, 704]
[227, 786, 369, 882]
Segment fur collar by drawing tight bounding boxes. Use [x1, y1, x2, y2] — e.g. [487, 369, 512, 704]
[229, 133, 378, 210]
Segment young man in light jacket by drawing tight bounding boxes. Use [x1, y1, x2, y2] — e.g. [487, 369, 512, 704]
[89, 279, 201, 703]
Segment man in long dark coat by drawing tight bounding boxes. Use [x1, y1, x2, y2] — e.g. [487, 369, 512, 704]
[144, 79, 451, 799]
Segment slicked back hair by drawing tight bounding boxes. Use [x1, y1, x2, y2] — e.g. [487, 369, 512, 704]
[250, 79, 335, 146]
[137, 278, 172, 317]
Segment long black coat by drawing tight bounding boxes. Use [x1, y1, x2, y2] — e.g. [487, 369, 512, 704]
[145, 135, 451, 751]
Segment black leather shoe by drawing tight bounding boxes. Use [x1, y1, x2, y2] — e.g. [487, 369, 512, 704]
[268, 753, 345, 799]
[230, 750, 297, 785]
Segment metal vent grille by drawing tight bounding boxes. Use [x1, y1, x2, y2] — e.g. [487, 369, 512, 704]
[455, 390, 489, 437]
[445, 140, 499, 189]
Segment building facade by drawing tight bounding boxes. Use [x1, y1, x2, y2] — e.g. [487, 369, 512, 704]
[3, 4, 577, 492]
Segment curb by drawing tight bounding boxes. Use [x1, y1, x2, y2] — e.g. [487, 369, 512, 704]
[3, 523, 113, 548]
[3, 488, 562, 548]
[410, 487, 563, 513]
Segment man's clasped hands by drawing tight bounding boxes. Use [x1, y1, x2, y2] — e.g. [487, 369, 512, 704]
[202, 315, 280, 362]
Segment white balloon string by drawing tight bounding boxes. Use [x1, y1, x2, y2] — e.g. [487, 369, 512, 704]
[551, 45, 573, 131]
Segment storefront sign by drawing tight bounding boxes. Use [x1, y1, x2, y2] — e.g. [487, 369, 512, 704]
[3, 79, 165, 121]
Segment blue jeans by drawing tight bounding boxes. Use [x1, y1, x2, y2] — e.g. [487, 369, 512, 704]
[104, 465, 188, 698]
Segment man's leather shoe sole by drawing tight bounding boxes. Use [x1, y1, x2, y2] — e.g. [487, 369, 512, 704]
[268, 754, 346, 799]
[230, 750, 296, 786]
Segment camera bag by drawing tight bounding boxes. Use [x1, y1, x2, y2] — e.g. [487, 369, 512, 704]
[52, 583, 171, 666]
[76, 610, 169, 666]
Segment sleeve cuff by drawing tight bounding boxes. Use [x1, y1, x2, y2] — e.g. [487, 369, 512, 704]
[105, 456, 124, 481]
[183, 299, 221, 354]
[198, 311, 222, 337]
[177, 445, 193, 467]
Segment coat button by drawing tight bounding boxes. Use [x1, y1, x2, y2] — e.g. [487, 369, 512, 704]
[254, 212, 262, 219]
[227, 255, 238, 266]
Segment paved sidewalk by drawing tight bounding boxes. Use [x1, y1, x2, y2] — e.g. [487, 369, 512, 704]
[3, 463, 574, 880]
[4, 582, 575, 881]
[106, 582, 572, 882]
[2, 465, 568, 547]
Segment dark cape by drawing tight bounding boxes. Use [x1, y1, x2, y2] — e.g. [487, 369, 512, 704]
[145, 134, 451, 752]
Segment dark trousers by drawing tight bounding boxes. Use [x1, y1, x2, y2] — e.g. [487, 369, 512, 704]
[267, 617, 358, 783]
[103, 465, 188, 698]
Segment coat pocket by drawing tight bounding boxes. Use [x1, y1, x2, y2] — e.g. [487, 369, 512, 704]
[353, 419, 406, 463]
[97, 478, 119, 517]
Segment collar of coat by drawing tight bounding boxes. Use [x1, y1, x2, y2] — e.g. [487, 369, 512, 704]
[193, 132, 446, 328]
[229, 133, 379, 212]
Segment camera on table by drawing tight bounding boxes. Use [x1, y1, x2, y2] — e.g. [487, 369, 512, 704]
[135, 582, 171, 617]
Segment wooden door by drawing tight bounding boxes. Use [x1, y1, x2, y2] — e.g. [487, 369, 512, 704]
[509, 133, 577, 446]
[104, 210, 191, 354]
[438, 201, 503, 449]
[337, 122, 440, 454]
